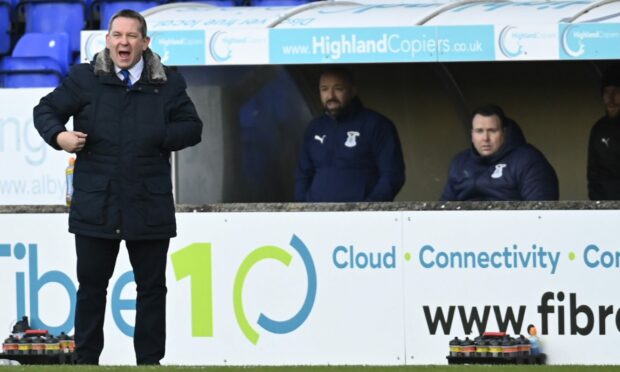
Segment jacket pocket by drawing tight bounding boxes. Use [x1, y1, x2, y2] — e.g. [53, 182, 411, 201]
[71, 173, 109, 225]
[144, 176, 175, 226]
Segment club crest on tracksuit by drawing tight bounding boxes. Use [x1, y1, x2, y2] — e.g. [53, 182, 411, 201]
[345, 131, 360, 147]
[492, 164, 507, 179]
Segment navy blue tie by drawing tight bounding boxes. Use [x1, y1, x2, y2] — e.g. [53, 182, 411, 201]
[120, 69, 132, 87]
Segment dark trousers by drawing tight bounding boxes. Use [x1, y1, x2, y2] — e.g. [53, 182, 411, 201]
[74, 235, 169, 365]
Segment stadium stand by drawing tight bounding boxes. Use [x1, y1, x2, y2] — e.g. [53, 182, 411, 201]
[181, 0, 238, 5]
[20, 0, 86, 53]
[248, 0, 314, 5]
[96, 0, 161, 30]
[14, 31, 70, 73]
[0, 56, 64, 87]
[0, 32, 69, 87]
[0, 0, 10, 55]
[1, 0, 325, 87]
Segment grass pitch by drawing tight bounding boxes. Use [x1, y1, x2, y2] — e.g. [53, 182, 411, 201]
[2, 366, 620, 371]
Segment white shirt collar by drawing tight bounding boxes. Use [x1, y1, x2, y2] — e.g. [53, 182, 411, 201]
[115, 57, 144, 85]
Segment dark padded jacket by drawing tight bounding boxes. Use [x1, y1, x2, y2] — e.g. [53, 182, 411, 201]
[587, 115, 620, 200]
[441, 119, 559, 201]
[33, 49, 202, 240]
[295, 98, 405, 202]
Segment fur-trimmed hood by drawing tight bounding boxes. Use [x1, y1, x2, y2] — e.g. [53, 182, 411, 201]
[93, 48, 167, 83]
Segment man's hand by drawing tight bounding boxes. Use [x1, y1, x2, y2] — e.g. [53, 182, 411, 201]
[57, 131, 88, 153]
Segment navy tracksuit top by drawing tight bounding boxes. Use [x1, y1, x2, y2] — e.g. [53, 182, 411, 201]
[295, 98, 405, 202]
[441, 119, 559, 201]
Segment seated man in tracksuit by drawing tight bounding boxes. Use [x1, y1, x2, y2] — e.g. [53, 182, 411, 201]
[295, 67, 405, 202]
[441, 104, 559, 201]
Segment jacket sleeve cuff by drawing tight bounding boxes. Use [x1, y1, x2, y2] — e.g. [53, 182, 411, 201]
[50, 130, 65, 151]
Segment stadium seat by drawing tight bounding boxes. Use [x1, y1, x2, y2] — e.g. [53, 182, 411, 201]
[0, 32, 69, 87]
[0, 0, 10, 55]
[249, 0, 313, 5]
[179, 0, 237, 5]
[0, 55, 63, 87]
[21, 0, 86, 53]
[97, 0, 160, 29]
[12, 32, 70, 74]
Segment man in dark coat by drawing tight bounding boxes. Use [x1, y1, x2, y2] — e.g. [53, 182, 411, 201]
[295, 67, 405, 202]
[441, 104, 558, 201]
[588, 63, 620, 200]
[33, 9, 202, 365]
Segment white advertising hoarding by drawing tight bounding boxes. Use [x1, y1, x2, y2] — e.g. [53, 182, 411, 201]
[78, 1, 620, 65]
[1, 210, 619, 365]
[0, 212, 405, 365]
[495, 24, 558, 61]
[403, 210, 620, 365]
[167, 212, 405, 365]
[0, 89, 72, 205]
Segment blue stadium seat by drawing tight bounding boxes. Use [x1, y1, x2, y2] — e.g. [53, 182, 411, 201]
[249, 0, 312, 5]
[0, 0, 10, 55]
[0, 32, 69, 87]
[0, 56, 63, 87]
[21, 0, 86, 53]
[180, 0, 237, 5]
[12, 32, 70, 74]
[97, 0, 159, 29]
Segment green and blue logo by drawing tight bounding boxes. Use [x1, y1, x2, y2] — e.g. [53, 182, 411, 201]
[171, 234, 317, 345]
[234, 234, 317, 344]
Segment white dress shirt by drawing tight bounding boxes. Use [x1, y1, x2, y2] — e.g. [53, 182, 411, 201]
[114, 57, 144, 86]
